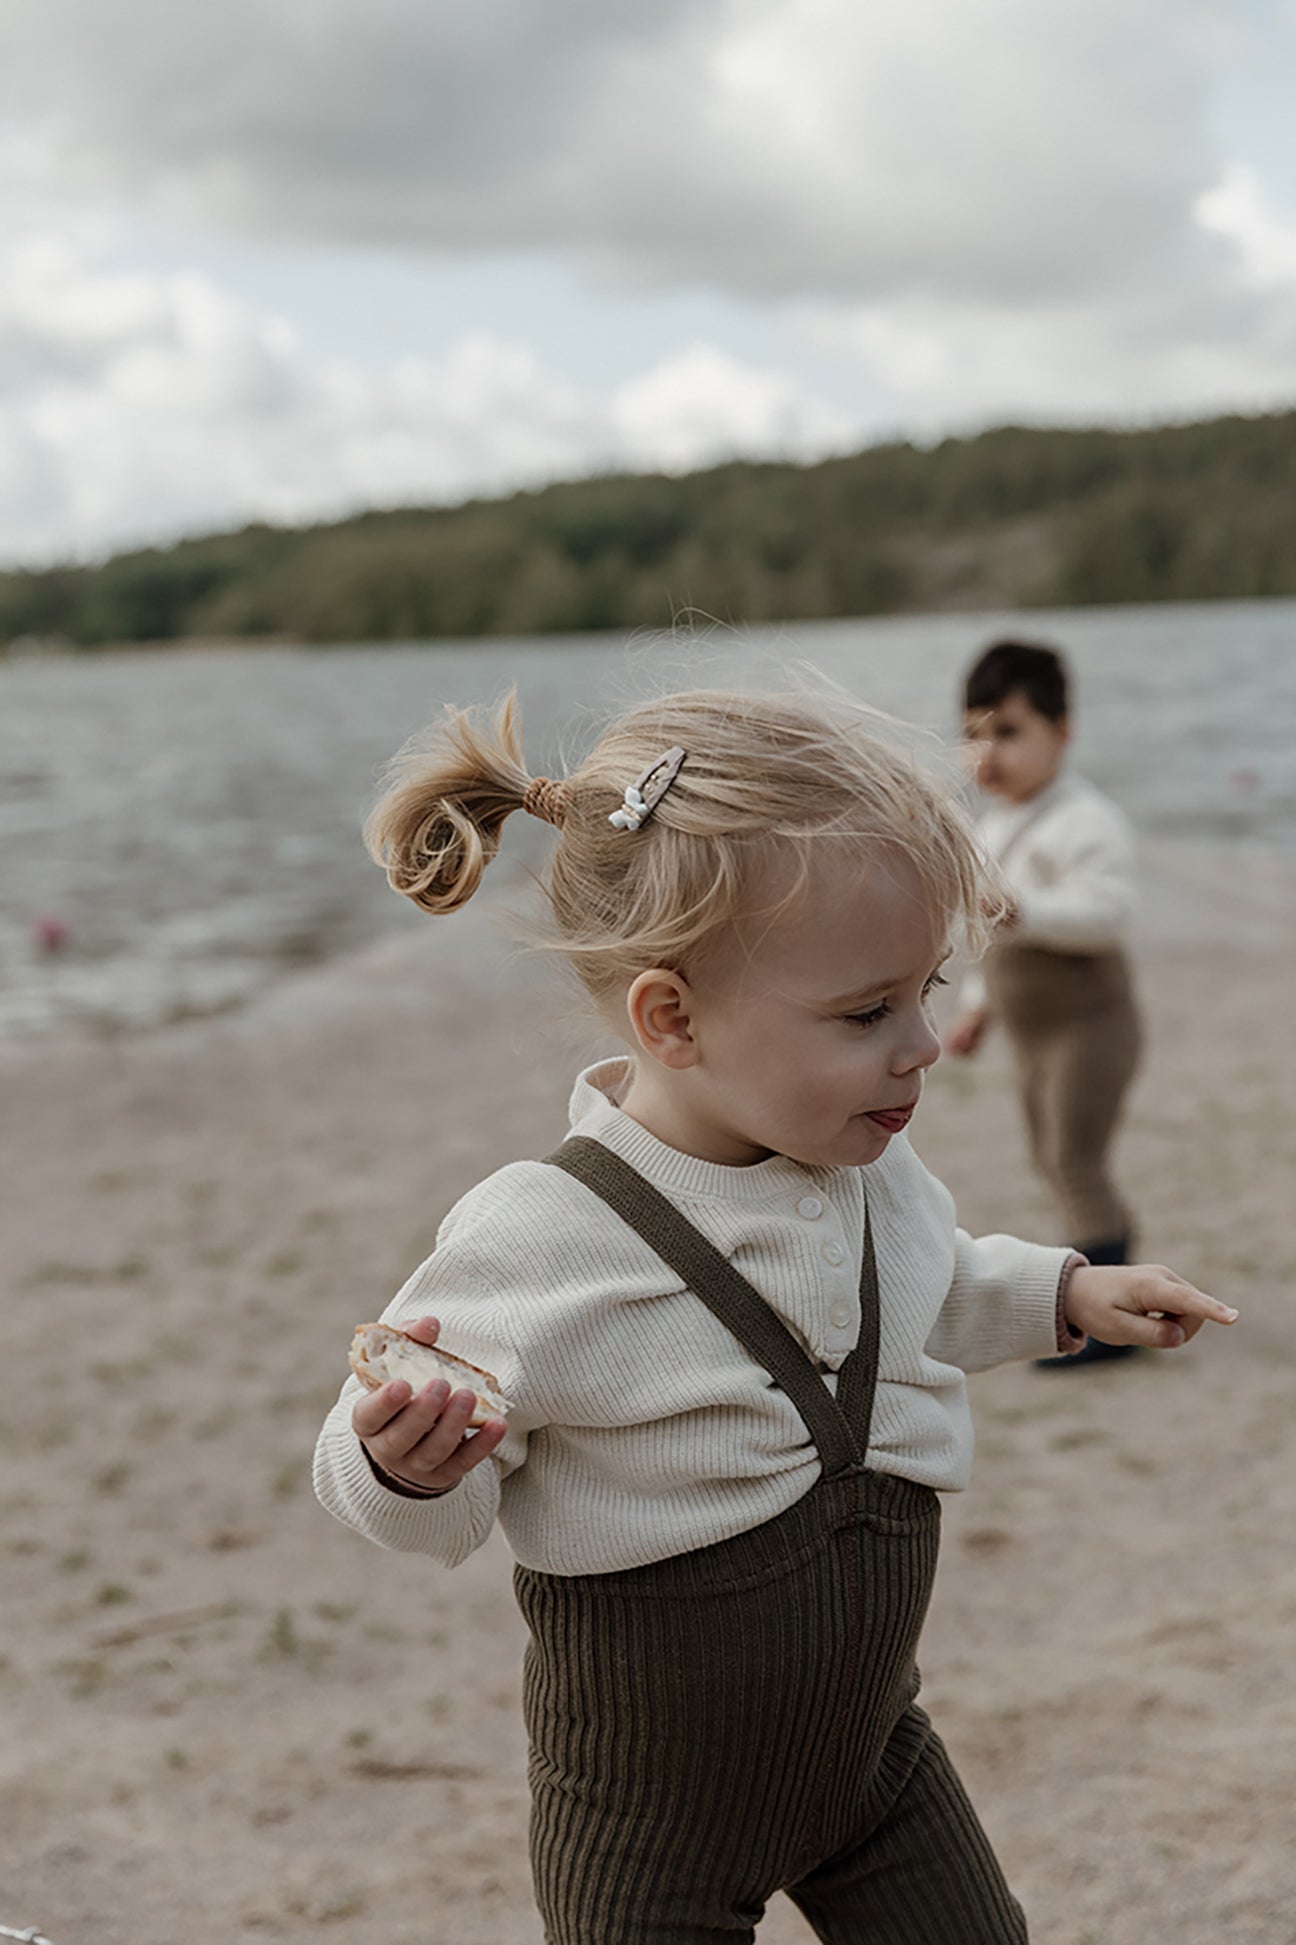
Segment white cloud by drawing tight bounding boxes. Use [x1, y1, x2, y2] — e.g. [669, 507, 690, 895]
[0, 238, 855, 564]
[799, 285, 1296, 432]
[1195, 164, 1296, 290]
[609, 345, 852, 471]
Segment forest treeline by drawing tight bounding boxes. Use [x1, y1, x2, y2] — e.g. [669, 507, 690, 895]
[2, 409, 1293, 648]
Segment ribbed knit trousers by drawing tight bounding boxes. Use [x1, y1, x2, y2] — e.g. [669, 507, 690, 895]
[515, 1468, 1026, 1943]
[986, 942, 1141, 1249]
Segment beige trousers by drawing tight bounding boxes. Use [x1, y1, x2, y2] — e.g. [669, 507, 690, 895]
[984, 944, 1141, 1248]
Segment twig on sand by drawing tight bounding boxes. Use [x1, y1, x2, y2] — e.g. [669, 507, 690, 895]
[92, 1599, 242, 1648]
[349, 1756, 481, 1782]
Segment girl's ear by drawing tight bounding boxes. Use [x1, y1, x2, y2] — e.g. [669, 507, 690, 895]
[626, 969, 700, 1070]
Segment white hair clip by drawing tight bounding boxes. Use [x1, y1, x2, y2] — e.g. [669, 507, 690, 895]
[608, 746, 686, 833]
[609, 786, 647, 831]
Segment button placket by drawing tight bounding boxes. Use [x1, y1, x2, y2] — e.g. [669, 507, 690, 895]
[816, 1205, 856, 1351]
[791, 1190, 856, 1360]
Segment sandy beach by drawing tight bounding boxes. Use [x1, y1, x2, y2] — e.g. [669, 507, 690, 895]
[2, 848, 1294, 1945]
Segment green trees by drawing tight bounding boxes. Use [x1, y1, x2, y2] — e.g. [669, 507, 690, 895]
[2, 409, 1292, 648]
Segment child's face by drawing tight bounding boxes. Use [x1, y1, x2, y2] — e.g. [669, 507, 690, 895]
[672, 848, 947, 1170]
[964, 690, 1069, 803]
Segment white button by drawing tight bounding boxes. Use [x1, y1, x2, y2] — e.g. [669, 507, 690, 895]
[797, 1195, 823, 1220]
[821, 1240, 845, 1267]
[829, 1300, 853, 1328]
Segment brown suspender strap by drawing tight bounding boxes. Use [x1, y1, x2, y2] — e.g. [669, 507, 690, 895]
[835, 1212, 881, 1450]
[544, 1136, 876, 1478]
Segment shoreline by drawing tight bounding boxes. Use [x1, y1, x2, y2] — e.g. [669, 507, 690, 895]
[3, 588, 1296, 664]
[4, 587, 1296, 670]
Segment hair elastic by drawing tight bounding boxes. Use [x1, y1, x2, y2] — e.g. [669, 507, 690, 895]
[608, 746, 687, 832]
[522, 776, 568, 828]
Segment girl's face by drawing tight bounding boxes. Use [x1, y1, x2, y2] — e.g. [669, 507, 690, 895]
[664, 848, 948, 1169]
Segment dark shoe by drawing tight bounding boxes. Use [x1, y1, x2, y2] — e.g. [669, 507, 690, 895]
[1034, 1336, 1138, 1370]
[1073, 1233, 1132, 1268]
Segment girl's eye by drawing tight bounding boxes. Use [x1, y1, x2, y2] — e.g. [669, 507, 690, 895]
[844, 1002, 890, 1031]
[844, 969, 947, 1029]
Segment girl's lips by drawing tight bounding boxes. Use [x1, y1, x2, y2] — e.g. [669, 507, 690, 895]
[865, 1103, 916, 1133]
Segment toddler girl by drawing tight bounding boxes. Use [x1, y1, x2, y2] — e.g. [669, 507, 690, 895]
[314, 684, 1234, 1943]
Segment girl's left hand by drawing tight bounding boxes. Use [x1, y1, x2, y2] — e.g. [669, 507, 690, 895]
[1064, 1264, 1238, 1349]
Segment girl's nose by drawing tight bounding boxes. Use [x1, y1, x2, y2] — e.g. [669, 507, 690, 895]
[894, 1009, 942, 1075]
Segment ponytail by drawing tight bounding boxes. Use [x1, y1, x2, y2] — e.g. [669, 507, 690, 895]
[364, 690, 544, 916]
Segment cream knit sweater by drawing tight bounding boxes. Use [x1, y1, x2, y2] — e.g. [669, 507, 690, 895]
[960, 770, 1137, 1010]
[314, 1058, 1075, 1575]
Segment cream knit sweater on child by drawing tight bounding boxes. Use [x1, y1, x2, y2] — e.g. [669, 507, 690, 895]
[314, 1058, 1076, 1576]
[960, 770, 1137, 1011]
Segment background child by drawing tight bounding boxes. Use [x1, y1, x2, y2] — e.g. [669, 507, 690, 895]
[947, 640, 1143, 1366]
[315, 685, 1234, 1943]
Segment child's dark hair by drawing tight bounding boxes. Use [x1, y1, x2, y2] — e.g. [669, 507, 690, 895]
[964, 641, 1069, 722]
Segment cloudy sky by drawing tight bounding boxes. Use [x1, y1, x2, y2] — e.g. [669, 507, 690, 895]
[2, 0, 1295, 565]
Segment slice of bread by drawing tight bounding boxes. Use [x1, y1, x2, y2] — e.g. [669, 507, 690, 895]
[348, 1323, 509, 1427]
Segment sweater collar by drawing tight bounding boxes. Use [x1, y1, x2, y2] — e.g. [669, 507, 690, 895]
[991, 766, 1076, 827]
[567, 1057, 849, 1205]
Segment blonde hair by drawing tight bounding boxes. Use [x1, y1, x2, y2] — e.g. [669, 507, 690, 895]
[365, 685, 1005, 1015]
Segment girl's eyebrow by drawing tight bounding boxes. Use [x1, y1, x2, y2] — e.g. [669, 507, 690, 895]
[825, 978, 901, 1010]
[823, 950, 952, 1011]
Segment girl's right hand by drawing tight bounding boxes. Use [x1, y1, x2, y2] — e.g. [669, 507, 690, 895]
[351, 1316, 508, 1496]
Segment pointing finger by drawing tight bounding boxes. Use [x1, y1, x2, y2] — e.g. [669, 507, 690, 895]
[1125, 1270, 1238, 1327]
[1159, 1284, 1238, 1326]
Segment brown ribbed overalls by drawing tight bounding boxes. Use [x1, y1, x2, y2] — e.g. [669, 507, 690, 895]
[514, 1137, 1028, 1944]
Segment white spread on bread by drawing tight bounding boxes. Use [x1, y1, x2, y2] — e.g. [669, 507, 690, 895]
[372, 1336, 475, 1397]
[348, 1323, 508, 1427]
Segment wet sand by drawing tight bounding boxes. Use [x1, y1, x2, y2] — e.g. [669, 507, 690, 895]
[1, 858, 1293, 1945]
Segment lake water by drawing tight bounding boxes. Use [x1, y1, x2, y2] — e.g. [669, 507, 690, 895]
[2, 599, 1294, 1038]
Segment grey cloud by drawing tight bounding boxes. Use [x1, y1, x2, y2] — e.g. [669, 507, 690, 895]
[2, 0, 1239, 307]
[5, 3, 717, 244]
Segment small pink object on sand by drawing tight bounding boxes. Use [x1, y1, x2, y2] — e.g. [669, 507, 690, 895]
[33, 916, 70, 954]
